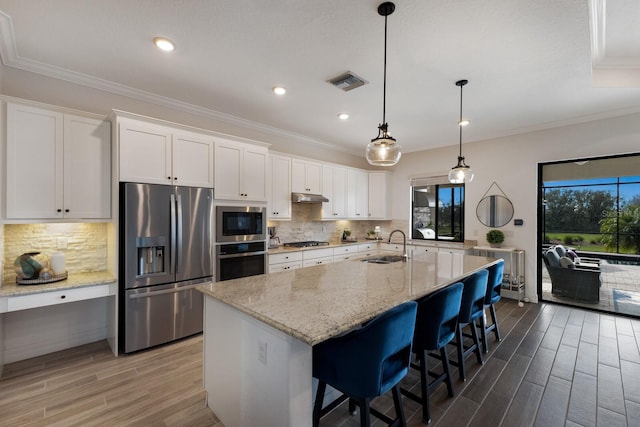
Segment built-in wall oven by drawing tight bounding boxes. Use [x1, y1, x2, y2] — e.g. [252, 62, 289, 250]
[215, 205, 267, 281]
[216, 241, 267, 281]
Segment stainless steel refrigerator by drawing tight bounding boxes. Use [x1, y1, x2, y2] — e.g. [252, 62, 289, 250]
[119, 183, 213, 353]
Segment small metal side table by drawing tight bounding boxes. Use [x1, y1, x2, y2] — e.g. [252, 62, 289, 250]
[473, 246, 525, 306]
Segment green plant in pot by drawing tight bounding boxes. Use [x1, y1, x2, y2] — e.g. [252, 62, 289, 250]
[486, 229, 505, 248]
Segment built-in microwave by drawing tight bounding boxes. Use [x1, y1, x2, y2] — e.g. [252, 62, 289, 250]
[215, 206, 266, 243]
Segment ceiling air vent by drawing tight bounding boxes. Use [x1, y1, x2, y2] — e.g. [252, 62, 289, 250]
[327, 71, 368, 92]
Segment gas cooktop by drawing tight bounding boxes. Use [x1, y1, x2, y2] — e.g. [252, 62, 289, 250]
[283, 241, 330, 248]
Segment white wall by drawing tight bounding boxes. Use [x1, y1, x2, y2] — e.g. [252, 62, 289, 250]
[390, 113, 640, 302]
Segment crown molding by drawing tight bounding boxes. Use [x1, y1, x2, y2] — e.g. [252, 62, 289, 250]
[0, 12, 361, 158]
[588, 0, 640, 87]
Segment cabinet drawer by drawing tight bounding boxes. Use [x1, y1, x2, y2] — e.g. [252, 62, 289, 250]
[333, 245, 358, 256]
[7, 284, 113, 312]
[358, 243, 376, 252]
[334, 254, 357, 263]
[303, 248, 334, 260]
[438, 248, 466, 255]
[269, 251, 303, 265]
[302, 256, 333, 268]
[380, 243, 404, 252]
[268, 261, 302, 273]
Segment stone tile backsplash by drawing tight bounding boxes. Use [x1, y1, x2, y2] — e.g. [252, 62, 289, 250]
[2, 223, 108, 283]
[268, 203, 405, 244]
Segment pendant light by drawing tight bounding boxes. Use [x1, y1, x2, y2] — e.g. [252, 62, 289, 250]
[448, 79, 474, 183]
[366, 2, 401, 166]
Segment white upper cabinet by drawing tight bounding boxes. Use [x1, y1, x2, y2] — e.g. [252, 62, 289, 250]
[214, 139, 267, 202]
[6, 103, 111, 219]
[171, 131, 215, 188]
[292, 159, 322, 194]
[368, 171, 391, 220]
[269, 154, 292, 219]
[321, 164, 347, 219]
[347, 168, 369, 219]
[118, 117, 213, 188]
[63, 114, 111, 219]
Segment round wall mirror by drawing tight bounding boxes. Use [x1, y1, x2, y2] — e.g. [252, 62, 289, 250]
[476, 195, 514, 227]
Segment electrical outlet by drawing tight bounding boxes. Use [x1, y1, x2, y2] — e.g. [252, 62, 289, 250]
[57, 237, 68, 249]
[257, 340, 267, 365]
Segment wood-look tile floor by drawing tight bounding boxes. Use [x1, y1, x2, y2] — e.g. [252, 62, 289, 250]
[1, 299, 638, 426]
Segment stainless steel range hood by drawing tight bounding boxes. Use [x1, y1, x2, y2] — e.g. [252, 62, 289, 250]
[291, 192, 329, 203]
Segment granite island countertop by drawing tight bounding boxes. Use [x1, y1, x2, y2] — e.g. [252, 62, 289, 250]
[0, 271, 116, 298]
[197, 252, 498, 346]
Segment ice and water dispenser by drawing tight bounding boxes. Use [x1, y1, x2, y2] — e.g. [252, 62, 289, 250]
[136, 236, 166, 276]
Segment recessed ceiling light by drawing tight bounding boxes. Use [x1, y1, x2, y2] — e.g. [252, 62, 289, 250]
[272, 86, 287, 96]
[153, 37, 175, 52]
[338, 113, 350, 120]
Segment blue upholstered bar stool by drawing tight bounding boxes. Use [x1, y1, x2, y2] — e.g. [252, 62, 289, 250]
[312, 301, 418, 427]
[450, 269, 488, 381]
[480, 260, 505, 353]
[401, 282, 464, 424]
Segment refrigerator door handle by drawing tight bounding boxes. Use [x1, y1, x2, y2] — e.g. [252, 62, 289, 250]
[127, 283, 203, 299]
[170, 193, 177, 275]
[176, 193, 183, 274]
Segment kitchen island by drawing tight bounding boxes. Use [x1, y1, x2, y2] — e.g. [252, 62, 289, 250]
[197, 251, 498, 427]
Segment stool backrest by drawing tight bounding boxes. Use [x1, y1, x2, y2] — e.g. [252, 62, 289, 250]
[414, 282, 464, 351]
[459, 269, 489, 324]
[485, 260, 505, 305]
[313, 301, 417, 397]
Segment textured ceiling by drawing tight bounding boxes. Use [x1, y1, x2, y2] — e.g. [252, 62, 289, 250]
[0, 0, 639, 157]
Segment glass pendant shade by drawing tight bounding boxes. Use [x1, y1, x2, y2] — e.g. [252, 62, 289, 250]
[448, 157, 475, 183]
[366, 123, 402, 166]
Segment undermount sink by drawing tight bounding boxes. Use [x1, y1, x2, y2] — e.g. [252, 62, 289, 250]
[361, 255, 406, 264]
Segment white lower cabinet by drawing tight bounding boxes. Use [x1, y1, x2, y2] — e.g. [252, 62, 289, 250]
[333, 245, 359, 262]
[303, 248, 334, 267]
[357, 243, 377, 257]
[268, 252, 303, 273]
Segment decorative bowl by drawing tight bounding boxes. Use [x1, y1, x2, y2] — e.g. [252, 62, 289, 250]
[14, 252, 49, 280]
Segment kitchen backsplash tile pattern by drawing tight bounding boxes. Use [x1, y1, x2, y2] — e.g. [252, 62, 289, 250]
[2, 223, 108, 283]
[268, 203, 403, 244]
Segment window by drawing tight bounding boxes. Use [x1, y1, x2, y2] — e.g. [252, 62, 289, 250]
[411, 176, 465, 242]
[540, 154, 640, 255]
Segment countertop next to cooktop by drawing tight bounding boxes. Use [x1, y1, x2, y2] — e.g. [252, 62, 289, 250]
[0, 271, 116, 298]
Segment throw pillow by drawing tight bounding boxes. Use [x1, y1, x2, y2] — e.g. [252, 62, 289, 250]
[559, 256, 575, 269]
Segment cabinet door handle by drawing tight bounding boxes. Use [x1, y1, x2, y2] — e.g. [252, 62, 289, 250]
[60, 295, 66, 299]
[168, 176, 171, 180]
[65, 209, 70, 213]
[57, 209, 62, 212]
[174, 177, 178, 180]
